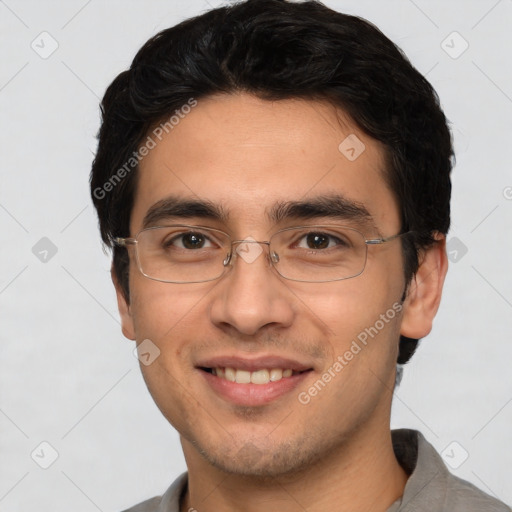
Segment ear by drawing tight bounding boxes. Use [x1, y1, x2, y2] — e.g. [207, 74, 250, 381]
[400, 233, 448, 339]
[111, 266, 136, 340]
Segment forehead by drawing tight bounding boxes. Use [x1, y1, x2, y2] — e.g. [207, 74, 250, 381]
[131, 93, 399, 235]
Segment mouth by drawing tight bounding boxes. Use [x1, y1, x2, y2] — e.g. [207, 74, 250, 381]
[200, 366, 307, 384]
[195, 357, 314, 406]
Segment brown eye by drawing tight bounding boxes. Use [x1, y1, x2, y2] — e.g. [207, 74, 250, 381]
[296, 231, 349, 250]
[163, 231, 213, 250]
[305, 233, 330, 249]
[180, 233, 207, 249]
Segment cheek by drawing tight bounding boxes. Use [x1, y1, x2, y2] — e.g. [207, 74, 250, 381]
[128, 275, 207, 387]
[298, 265, 403, 336]
[129, 270, 207, 340]
[128, 277, 206, 427]
[139, 353, 201, 436]
[299, 259, 404, 389]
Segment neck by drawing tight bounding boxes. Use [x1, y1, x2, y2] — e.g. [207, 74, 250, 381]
[180, 426, 408, 512]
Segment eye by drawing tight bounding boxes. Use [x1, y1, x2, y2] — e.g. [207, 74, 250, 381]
[164, 231, 214, 250]
[295, 231, 349, 250]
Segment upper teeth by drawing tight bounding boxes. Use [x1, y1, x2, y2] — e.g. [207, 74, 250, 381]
[213, 367, 293, 384]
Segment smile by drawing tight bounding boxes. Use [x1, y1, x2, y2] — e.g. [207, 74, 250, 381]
[202, 367, 305, 384]
[198, 362, 313, 406]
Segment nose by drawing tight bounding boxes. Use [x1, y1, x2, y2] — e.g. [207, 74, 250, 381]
[209, 239, 295, 336]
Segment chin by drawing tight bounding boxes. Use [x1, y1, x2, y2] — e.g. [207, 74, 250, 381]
[189, 433, 328, 479]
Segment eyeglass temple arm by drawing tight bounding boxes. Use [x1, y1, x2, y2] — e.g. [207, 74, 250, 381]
[365, 231, 413, 245]
[113, 237, 137, 247]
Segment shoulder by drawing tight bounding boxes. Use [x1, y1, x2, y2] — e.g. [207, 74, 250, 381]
[120, 472, 188, 512]
[392, 429, 510, 511]
[441, 472, 510, 511]
[121, 496, 162, 512]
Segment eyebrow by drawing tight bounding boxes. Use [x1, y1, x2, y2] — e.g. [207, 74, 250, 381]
[143, 196, 230, 228]
[142, 194, 376, 231]
[269, 195, 375, 228]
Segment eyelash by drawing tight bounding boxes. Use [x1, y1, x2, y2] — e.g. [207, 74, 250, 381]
[164, 230, 349, 250]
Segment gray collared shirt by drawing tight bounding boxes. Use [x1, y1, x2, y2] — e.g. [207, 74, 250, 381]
[123, 429, 510, 512]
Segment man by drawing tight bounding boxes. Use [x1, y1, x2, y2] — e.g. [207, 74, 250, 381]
[90, 1, 510, 510]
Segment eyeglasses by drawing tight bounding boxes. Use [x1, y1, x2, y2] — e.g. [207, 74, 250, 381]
[114, 224, 410, 284]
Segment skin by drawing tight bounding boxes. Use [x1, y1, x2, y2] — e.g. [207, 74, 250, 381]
[114, 92, 448, 512]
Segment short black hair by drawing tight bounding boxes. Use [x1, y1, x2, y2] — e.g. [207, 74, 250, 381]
[90, 0, 453, 365]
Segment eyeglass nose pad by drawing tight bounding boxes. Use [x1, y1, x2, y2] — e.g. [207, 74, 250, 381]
[271, 251, 279, 263]
[223, 253, 232, 267]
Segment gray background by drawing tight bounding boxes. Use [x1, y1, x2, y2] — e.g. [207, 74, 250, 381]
[1, 0, 511, 510]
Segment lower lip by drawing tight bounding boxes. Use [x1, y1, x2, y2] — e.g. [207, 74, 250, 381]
[199, 369, 312, 406]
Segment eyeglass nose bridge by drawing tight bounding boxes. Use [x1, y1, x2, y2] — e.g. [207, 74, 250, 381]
[223, 239, 280, 267]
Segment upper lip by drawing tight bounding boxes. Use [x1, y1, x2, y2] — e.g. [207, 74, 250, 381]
[195, 355, 314, 372]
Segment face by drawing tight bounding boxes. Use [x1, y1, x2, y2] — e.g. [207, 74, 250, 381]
[115, 93, 437, 477]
